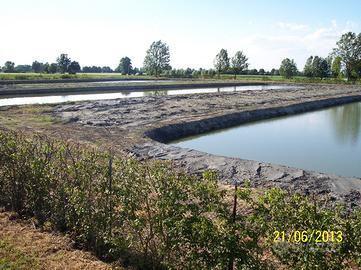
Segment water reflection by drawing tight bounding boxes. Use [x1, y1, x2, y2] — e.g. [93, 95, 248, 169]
[0, 85, 301, 107]
[329, 102, 361, 144]
[171, 102, 361, 178]
[143, 90, 168, 96]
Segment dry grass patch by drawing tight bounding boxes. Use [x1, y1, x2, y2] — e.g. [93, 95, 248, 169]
[0, 211, 119, 270]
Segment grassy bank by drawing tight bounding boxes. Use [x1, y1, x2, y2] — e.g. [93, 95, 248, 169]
[0, 73, 154, 81]
[1, 72, 360, 86]
[219, 74, 361, 85]
[0, 130, 360, 269]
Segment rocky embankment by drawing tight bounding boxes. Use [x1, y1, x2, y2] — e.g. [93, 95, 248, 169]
[53, 83, 361, 204]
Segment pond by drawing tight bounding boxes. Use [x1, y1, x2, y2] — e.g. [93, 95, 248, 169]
[0, 85, 299, 107]
[171, 102, 361, 178]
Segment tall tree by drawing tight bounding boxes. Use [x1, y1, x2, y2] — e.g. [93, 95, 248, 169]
[214, 49, 230, 77]
[116, 57, 133, 74]
[312, 56, 330, 79]
[331, 56, 342, 78]
[68, 61, 81, 74]
[270, 68, 279, 76]
[304, 56, 330, 79]
[304, 56, 314, 77]
[43, 62, 50, 73]
[143, 40, 171, 77]
[32, 61, 45, 73]
[2, 61, 15, 73]
[231, 51, 248, 79]
[48, 63, 58, 74]
[279, 58, 297, 78]
[333, 32, 361, 81]
[56, 54, 71, 73]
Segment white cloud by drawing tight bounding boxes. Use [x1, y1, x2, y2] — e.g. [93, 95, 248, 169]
[0, 15, 359, 71]
[277, 22, 309, 31]
[231, 20, 359, 70]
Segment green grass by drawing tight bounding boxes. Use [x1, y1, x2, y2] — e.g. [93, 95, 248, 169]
[1, 72, 360, 86]
[219, 74, 361, 84]
[29, 115, 59, 124]
[0, 240, 40, 270]
[2, 72, 360, 85]
[0, 73, 155, 81]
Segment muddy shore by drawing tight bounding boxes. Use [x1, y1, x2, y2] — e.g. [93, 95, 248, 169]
[46, 83, 361, 205]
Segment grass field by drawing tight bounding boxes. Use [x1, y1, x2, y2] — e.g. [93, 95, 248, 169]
[0, 72, 155, 81]
[220, 74, 361, 84]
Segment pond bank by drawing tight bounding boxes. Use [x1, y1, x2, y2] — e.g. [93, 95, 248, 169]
[1, 83, 361, 205]
[48, 83, 361, 205]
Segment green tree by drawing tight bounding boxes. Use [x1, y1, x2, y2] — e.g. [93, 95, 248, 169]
[68, 61, 81, 74]
[143, 40, 171, 77]
[56, 54, 71, 74]
[101, 66, 113, 73]
[331, 56, 342, 78]
[333, 32, 361, 81]
[312, 56, 330, 79]
[248, 69, 259, 75]
[115, 57, 133, 74]
[14, 65, 32, 73]
[48, 63, 58, 74]
[231, 51, 248, 79]
[279, 58, 297, 78]
[43, 62, 50, 73]
[214, 48, 230, 77]
[304, 56, 314, 77]
[270, 68, 279, 75]
[31, 61, 45, 73]
[2, 61, 15, 73]
[304, 56, 330, 79]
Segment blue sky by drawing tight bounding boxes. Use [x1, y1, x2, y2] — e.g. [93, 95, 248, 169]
[1, 0, 361, 70]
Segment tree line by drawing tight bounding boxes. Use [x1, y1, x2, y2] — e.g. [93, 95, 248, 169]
[1, 32, 360, 81]
[267, 32, 361, 81]
[141, 32, 360, 81]
[210, 32, 361, 81]
[1, 54, 81, 74]
[0, 54, 139, 75]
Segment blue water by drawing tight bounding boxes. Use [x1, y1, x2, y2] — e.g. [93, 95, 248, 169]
[171, 102, 361, 178]
[0, 85, 300, 106]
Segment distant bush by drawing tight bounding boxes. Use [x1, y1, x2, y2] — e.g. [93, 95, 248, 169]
[13, 75, 30, 80]
[0, 130, 359, 269]
[60, 74, 72, 79]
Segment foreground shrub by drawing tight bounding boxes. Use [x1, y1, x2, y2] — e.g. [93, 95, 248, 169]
[251, 188, 361, 269]
[0, 130, 360, 269]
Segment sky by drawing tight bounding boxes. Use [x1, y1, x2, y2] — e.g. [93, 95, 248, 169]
[1, 0, 361, 70]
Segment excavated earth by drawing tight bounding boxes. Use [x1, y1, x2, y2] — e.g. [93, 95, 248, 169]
[49, 83, 361, 205]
